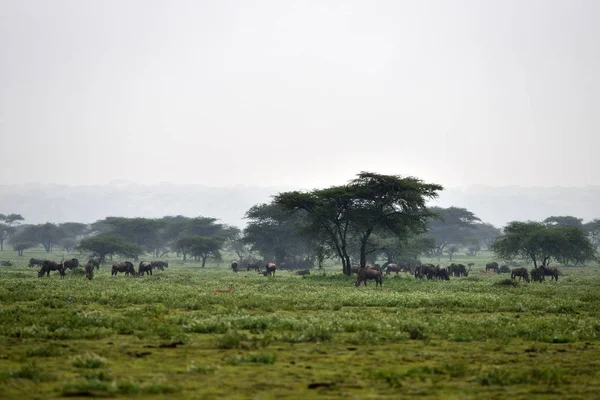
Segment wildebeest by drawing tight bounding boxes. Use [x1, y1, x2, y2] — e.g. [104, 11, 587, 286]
[111, 261, 136, 276]
[38, 260, 65, 277]
[295, 269, 310, 276]
[415, 264, 436, 280]
[486, 262, 499, 273]
[355, 267, 382, 288]
[86, 259, 100, 270]
[85, 263, 94, 280]
[385, 263, 402, 275]
[448, 263, 468, 277]
[231, 261, 239, 273]
[264, 263, 276, 277]
[138, 261, 153, 276]
[538, 265, 559, 281]
[247, 262, 260, 272]
[29, 258, 43, 268]
[498, 265, 511, 274]
[511, 267, 530, 282]
[435, 265, 450, 280]
[367, 264, 382, 273]
[62, 258, 80, 270]
[151, 261, 168, 271]
[350, 264, 361, 274]
[530, 267, 544, 282]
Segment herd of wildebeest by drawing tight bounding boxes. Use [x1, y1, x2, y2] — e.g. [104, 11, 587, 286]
[25, 256, 560, 286]
[28, 258, 169, 280]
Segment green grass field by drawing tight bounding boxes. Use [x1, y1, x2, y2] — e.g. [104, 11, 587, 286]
[1, 251, 600, 399]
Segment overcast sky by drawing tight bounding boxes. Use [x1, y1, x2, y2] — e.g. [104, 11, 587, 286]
[1, 0, 598, 189]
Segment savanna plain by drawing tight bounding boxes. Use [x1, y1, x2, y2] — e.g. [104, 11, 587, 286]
[1, 252, 600, 399]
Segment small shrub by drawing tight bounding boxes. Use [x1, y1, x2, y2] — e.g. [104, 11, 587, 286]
[371, 370, 403, 388]
[25, 345, 63, 358]
[216, 330, 245, 349]
[187, 363, 219, 375]
[8, 362, 55, 382]
[71, 353, 107, 369]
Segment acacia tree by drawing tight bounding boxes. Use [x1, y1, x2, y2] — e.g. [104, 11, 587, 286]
[175, 236, 224, 267]
[491, 221, 596, 267]
[243, 203, 308, 264]
[0, 213, 24, 251]
[426, 207, 481, 257]
[275, 172, 442, 275]
[76, 235, 144, 263]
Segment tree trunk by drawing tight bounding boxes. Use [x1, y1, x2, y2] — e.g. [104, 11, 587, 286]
[0, 239, 3, 251]
[17, 249, 23, 256]
[201, 255, 207, 268]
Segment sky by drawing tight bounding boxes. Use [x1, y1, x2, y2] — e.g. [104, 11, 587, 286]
[1, 0, 598, 189]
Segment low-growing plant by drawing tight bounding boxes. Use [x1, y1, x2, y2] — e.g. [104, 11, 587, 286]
[71, 353, 107, 369]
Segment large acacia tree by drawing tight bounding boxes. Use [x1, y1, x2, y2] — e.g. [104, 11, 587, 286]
[275, 172, 443, 275]
[491, 221, 596, 267]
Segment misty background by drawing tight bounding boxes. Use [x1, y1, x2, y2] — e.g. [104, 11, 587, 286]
[1, 1, 598, 227]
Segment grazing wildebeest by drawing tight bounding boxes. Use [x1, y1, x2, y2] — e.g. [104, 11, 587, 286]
[151, 261, 168, 270]
[367, 264, 382, 273]
[385, 263, 401, 275]
[511, 267, 530, 282]
[231, 261, 239, 273]
[29, 258, 43, 268]
[295, 269, 310, 276]
[138, 261, 153, 276]
[486, 262, 499, 273]
[355, 267, 382, 288]
[415, 264, 436, 280]
[85, 263, 94, 280]
[530, 267, 544, 282]
[539, 265, 559, 281]
[111, 261, 136, 276]
[247, 262, 260, 272]
[38, 260, 65, 277]
[350, 264, 361, 274]
[62, 258, 80, 270]
[449, 263, 468, 277]
[264, 263, 276, 277]
[86, 259, 100, 270]
[498, 265, 511, 274]
[435, 265, 450, 280]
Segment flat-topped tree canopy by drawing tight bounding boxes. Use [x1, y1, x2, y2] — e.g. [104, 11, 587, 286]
[275, 172, 443, 275]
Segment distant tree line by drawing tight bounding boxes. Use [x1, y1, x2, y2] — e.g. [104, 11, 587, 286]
[2, 177, 599, 271]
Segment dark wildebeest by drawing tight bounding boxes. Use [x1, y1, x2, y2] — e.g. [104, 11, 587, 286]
[350, 264, 361, 274]
[231, 261, 239, 273]
[435, 265, 450, 280]
[112, 261, 136, 276]
[264, 263, 276, 277]
[367, 264, 382, 273]
[247, 262, 260, 272]
[295, 269, 310, 276]
[486, 262, 499, 273]
[29, 258, 43, 268]
[85, 263, 94, 280]
[538, 265, 559, 281]
[138, 261, 153, 276]
[38, 260, 65, 277]
[355, 267, 382, 288]
[151, 261, 168, 271]
[498, 265, 511, 274]
[385, 263, 402, 275]
[86, 259, 100, 271]
[415, 264, 436, 280]
[62, 258, 80, 270]
[511, 267, 530, 282]
[530, 267, 544, 282]
[449, 263, 468, 277]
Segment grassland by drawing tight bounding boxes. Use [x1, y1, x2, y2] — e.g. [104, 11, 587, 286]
[1, 251, 600, 399]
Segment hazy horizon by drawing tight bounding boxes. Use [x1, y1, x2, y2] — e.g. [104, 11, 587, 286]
[2, 0, 599, 189]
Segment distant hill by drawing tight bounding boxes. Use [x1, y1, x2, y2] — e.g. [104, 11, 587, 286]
[0, 181, 598, 228]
